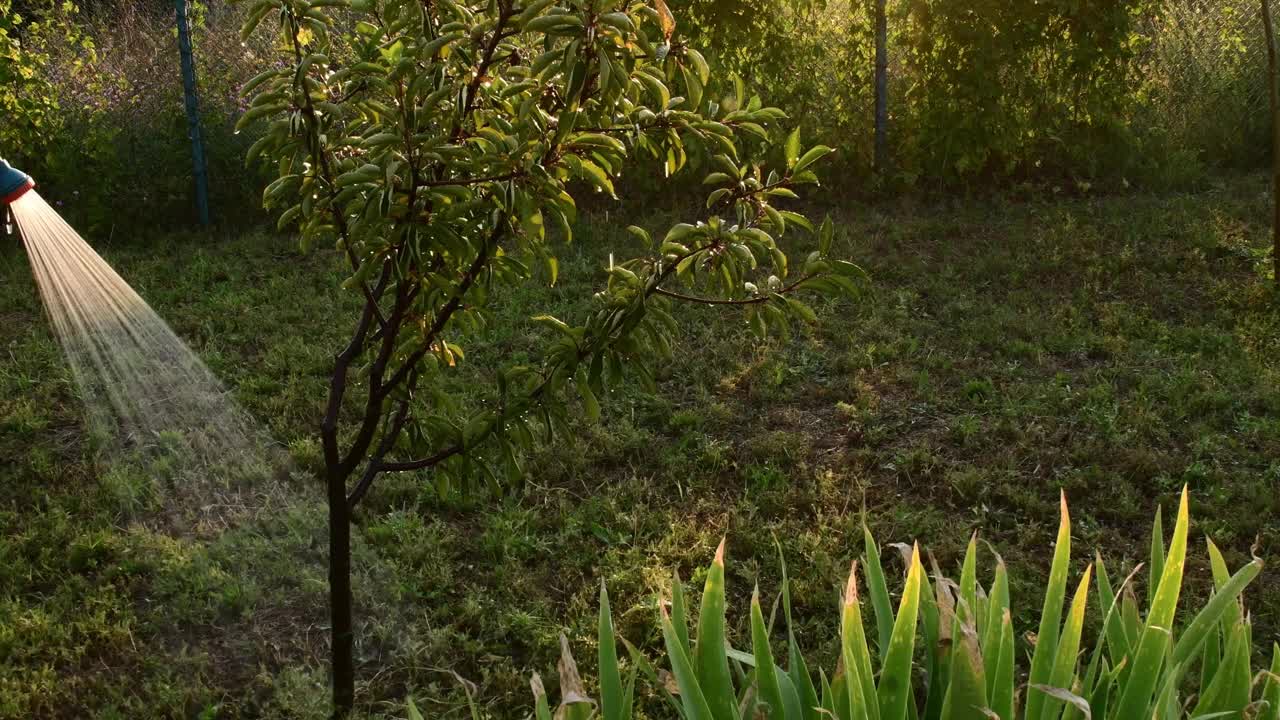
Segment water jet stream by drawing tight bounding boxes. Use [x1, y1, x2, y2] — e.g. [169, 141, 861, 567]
[11, 189, 281, 533]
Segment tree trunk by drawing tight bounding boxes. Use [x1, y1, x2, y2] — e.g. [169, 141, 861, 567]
[1263, 0, 1280, 286]
[328, 462, 355, 716]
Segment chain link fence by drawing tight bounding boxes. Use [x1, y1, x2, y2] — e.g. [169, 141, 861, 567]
[19, 0, 1278, 228]
[1141, 0, 1270, 167]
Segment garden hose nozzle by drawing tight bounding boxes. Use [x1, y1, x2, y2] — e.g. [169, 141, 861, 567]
[0, 157, 35, 205]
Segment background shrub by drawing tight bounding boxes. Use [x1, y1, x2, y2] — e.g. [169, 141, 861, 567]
[1, 0, 1274, 232]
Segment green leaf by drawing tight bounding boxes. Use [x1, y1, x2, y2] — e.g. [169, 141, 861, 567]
[784, 297, 817, 323]
[661, 599, 717, 720]
[793, 145, 833, 173]
[671, 570, 691, 654]
[878, 544, 923, 720]
[982, 553, 1009, 696]
[695, 540, 737, 720]
[1261, 645, 1280, 720]
[1190, 618, 1251, 717]
[841, 562, 878, 720]
[784, 128, 801, 167]
[1024, 492, 1072, 720]
[1149, 505, 1165, 609]
[1042, 566, 1092, 720]
[599, 585, 625, 720]
[752, 587, 786, 719]
[1169, 555, 1261, 667]
[1113, 486, 1191, 720]
[991, 610, 1016, 720]
[818, 216, 834, 255]
[940, 623, 987, 720]
[531, 673, 553, 720]
[576, 370, 600, 422]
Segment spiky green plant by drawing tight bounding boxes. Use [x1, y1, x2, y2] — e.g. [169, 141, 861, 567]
[523, 488, 1278, 720]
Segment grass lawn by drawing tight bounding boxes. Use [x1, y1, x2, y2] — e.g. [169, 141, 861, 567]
[3, 173, 1280, 718]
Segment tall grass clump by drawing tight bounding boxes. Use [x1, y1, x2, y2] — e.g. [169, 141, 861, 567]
[523, 487, 1278, 720]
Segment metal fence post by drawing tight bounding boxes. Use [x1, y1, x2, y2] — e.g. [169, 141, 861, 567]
[176, 0, 211, 226]
[874, 0, 888, 175]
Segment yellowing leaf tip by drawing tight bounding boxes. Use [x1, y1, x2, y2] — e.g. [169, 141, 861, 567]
[844, 560, 859, 607]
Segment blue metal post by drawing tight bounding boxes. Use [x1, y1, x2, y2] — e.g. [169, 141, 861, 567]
[175, 0, 211, 226]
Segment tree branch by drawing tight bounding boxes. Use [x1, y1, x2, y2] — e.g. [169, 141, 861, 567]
[378, 218, 507, 396]
[652, 275, 813, 306]
[415, 171, 522, 188]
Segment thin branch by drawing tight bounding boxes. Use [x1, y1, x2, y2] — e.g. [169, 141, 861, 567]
[321, 260, 394, 469]
[415, 171, 522, 188]
[378, 218, 507, 396]
[346, 378, 416, 508]
[653, 287, 771, 305]
[653, 275, 813, 306]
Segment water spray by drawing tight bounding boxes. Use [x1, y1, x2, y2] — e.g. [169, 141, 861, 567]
[6, 155, 281, 532]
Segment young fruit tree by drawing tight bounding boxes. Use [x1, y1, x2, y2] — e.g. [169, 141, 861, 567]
[238, 0, 860, 711]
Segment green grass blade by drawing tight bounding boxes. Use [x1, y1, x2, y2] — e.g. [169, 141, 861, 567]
[1112, 486, 1190, 720]
[958, 533, 978, 628]
[864, 524, 895, 656]
[843, 562, 879, 720]
[1148, 505, 1164, 610]
[1261, 644, 1280, 720]
[1087, 658, 1114, 720]
[695, 539, 737, 720]
[556, 635, 595, 720]
[776, 539, 819, 720]
[1093, 554, 1129, 665]
[922, 553, 950, 720]
[789, 641, 819, 720]
[830, 670, 852, 720]
[1191, 619, 1251, 718]
[753, 587, 786, 719]
[1025, 491, 1073, 720]
[622, 636, 685, 717]
[531, 673, 553, 720]
[940, 619, 987, 720]
[982, 553, 1009, 697]
[673, 569, 691, 655]
[599, 584, 625, 720]
[992, 610, 1016, 720]
[1044, 566, 1092, 720]
[1201, 618, 1222, 697]
[1151, 660, 1187, 720]
[878, 544, 924, 720]
[662, 602, 717, 720]
[1170, 557, 1261, 668]
[1205, 538, 1242, 634]
[1070, 624, 1106, 720]
[1120, 584, 1141, 655]
[819, 670, 837, 720]
[777, 668, 807, 720]
[622, 663, 638, 720]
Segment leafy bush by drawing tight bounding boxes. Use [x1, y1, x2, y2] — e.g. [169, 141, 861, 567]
[671, 0, 1268, 189]
[523, 488, 1278, 720]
